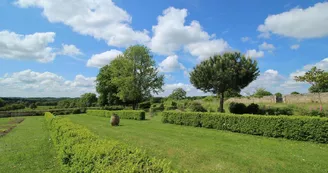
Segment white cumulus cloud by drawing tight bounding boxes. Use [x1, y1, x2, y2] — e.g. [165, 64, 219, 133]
[150, 7, 230, 59]
[0, 69, 96, 97]
[59, 44, 82, 57]
[15, 0, 150, 47]
[290, 44, 300, 50]
[258, 2, 328, 39]
[0, 30, 56, 63]
[158, 55, 186, 72]
[86, 50, 122, 68]
[245, 49, 264, 58]
[259, 42, 275, 52]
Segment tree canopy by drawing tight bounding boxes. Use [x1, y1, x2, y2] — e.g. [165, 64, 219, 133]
[295, 66, 328, 105]
[96, 45, 164, 109]
[275, 92, 282, 97]
[169, 88, 187, 100]
[80, 93, 97, 107]
[190, 52, 259, 112]
[291, 91, 300, 95]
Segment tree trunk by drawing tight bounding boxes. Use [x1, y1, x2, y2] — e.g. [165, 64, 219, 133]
[219, 92, 224, 113]
[132, 101, 137, 110]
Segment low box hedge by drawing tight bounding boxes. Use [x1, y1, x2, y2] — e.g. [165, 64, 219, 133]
[44, 112, 174, 172]
[162, 111, 328, 143]
[0, 108, 86, 118]
[87, 110, 145, 120]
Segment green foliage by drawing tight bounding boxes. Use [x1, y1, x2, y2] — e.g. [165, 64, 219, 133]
[164, 100, 178, 111]
[0, 103, 25, 111]
[44, 113, 173, 172]
[203, 96, 214, 102]
[188, 102, 207, 112]
[224, 89, 242, 98]
[162, 111, 328, 143]
[246, 103, 260, 114]
[168, 88, 187, 100]
[295, 67, 328, 92]
[0, 108, 86, 118]
[291, 91, 300, 95]
[252, 88, 272, 98]
[150, 103, 164, 113]
[275, 92, 282, 97]
[0, 98, 5, 107]
[190, 52, 259, 112]
[229, 102, 247, 114]
[309, 84, 328, 93]
[87, 110, 146, 120]
[96, 64, 121, 106]
[102, 45, 164, 109]
[102, 105, 124, 110]
[139, 101, 151, 109]
[29, 103, 37, 109]
[80, 93, 97, 107]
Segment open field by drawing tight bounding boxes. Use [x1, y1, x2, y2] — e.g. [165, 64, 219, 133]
[0, 117, 61, 173]
[69, 114, 328, 173]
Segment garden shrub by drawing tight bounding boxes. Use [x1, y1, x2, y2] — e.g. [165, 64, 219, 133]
[229, 102, 246, 114]
[0, 108, 86, 118]
[139, 101, 151, 109]
[246, 103, 259, 114]
[162, 111, 328, 143]
[188, 102, 207, 112]
[87, 110, 145, 120]
[44, 112, 175, 173]
[259, 106, 293, 116]
[102, 105, 124, 111]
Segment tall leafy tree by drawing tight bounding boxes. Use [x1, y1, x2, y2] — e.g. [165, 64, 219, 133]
[99, 45, 164, 109]
[80, 93, 97, 107]
[190, 52, 259, 112]
[295, 66, 328, 106]
[169, 88, 187, 100]
[96, 64, 121, 106]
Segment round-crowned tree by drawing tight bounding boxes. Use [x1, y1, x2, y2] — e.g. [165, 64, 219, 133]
[190, 52, 259, 112]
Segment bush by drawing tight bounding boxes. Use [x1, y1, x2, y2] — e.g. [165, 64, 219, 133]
[44, 112, 175, 172]
[259, 106, 293, 116]
[164, 101, 177, 111]
[229, 102, 246, 114]
[246, 103, 259, 114]
[87, 110, 146, 120]
[150, 103, 164, 113]
[0, 108, 85, 118]
[203, 96, 213, 102]
[162, 111, 328, 143]
[188, 102, 207, 112]
[102, 105, 124, 110]
[139, 101, 151, 109]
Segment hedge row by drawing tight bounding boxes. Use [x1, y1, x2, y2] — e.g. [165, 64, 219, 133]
[0, 108, 86, 118]
[44, 112, 175, 172]
[87, 110, 145, 120]
[162, 111, 328, 143]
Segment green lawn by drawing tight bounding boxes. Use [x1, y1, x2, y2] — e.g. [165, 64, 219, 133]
[69, 114, 328, 173]
[0, 117, 61, 173]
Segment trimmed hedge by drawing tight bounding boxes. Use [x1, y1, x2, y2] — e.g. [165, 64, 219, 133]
[0, 108, 86, 118]
[44, 112, 175, 172]
[162, 111, 328, 143]
[87, 110, 145, 120]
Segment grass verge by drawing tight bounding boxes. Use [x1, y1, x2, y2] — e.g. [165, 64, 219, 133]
[0, 117, 61, 173]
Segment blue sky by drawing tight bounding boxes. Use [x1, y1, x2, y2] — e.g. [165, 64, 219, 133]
[0, 0, 328, 97]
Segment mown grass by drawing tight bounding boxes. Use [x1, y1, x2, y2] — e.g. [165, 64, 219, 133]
[69, 114, 328, 173]
[0, 117, 61, 173]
